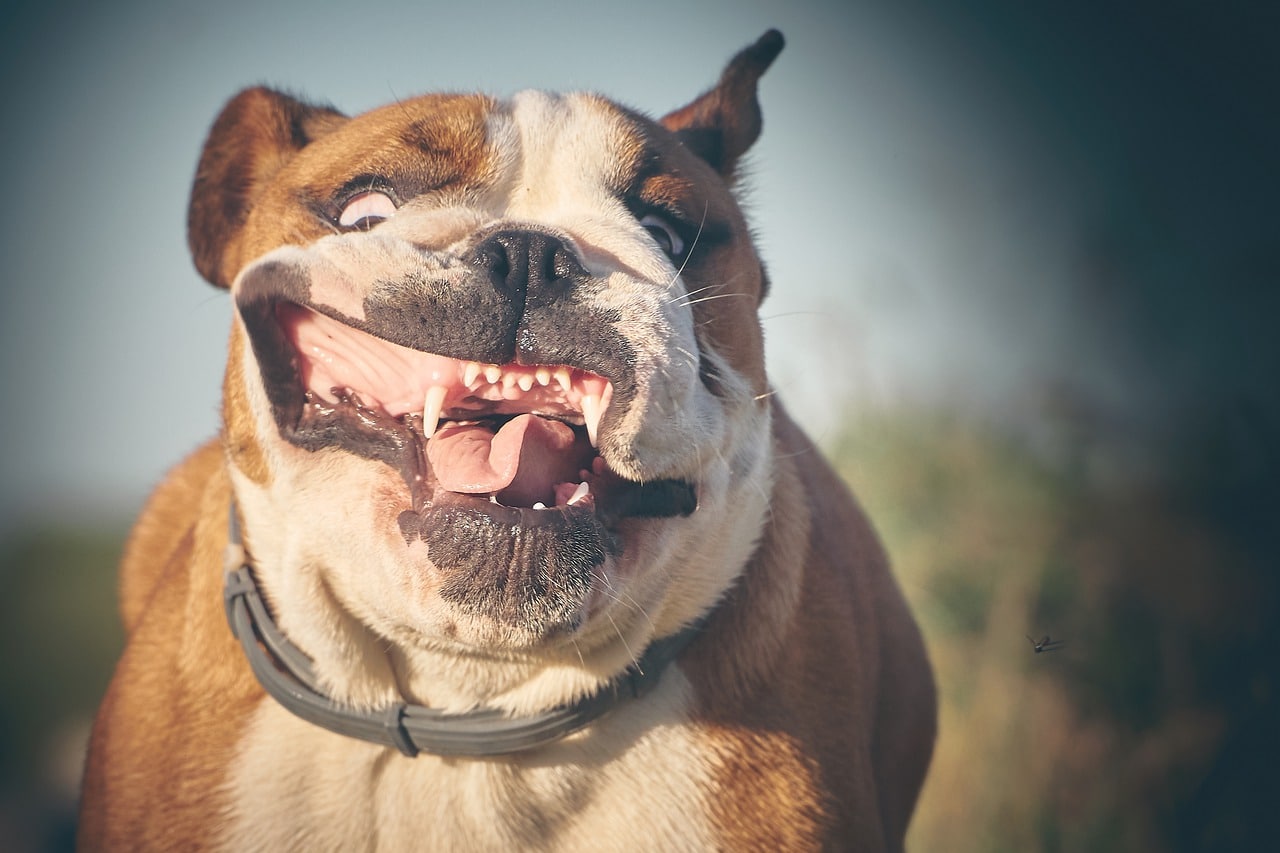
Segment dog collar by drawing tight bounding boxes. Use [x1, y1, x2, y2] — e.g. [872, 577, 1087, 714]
[222, 505, 705, 757]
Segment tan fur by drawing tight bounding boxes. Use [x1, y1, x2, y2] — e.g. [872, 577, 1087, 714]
[81, 32, 934, 852]
[687, 409, 935, 844]
[81, 442, 262, 850]
[220, 329, 271, 486]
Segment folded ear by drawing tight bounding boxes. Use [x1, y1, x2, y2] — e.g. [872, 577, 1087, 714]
[187, 87, 347, 287]
[660, 29, 784, 181]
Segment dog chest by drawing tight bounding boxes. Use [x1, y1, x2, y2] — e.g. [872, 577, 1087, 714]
[217, 678, 726, 852]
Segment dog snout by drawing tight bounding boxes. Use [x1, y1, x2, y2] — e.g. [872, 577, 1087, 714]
[470, 229, 589, 311]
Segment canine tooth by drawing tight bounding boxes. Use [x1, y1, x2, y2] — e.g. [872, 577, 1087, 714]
[532, 502, 547, 510]
[517, 374, 535, 392]
[484, 365, 503, 384]
[463, 362, 482, 387]
[581, 393, 603, 447]
[535, 368, 551, 387]
[554, 367, 572, 393]
[422, 385, 447, 437]
[567, 481, 590, 506]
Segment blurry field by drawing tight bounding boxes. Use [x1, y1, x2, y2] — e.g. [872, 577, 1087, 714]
[0, 525, 125, 852]
[833, 410, 1276, 851]
[1, 408, 1275, 851]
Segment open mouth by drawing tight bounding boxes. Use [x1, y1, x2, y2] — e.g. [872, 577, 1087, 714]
[257, 302, 697, 526]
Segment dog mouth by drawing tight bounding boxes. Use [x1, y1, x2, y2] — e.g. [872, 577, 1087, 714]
[261, 302, 696, 525]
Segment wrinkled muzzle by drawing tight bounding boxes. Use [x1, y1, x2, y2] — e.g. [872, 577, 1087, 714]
[231, 226, 697, 631]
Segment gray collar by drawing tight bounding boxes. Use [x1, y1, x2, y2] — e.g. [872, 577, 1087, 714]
[222, 506, 706, 757]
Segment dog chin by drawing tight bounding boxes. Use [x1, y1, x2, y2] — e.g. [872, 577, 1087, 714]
[326, 488, 681, 655]
[234, 313, 704, 646]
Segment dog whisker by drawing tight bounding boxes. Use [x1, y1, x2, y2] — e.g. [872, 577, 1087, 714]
[569, 637, 586, 669]
[672, 345, 701, 369]
[664, 200, 709, 291]
[666, 282, 720, 306]
[678, 291, 753, 308]
[590, 570, 656, 635]
[603, 609, 640, 670]
[667, 269, 753, 311]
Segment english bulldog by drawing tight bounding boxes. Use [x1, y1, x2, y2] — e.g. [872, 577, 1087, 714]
[79, 30, 935, 851]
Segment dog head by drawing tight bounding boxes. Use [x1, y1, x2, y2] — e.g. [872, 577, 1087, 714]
[192, 32, 784, 710]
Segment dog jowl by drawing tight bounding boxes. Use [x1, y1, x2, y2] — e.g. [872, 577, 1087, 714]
[80, 31, 936, 851]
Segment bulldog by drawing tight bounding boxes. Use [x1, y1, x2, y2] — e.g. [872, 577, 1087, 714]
[79, 30, 935, 851]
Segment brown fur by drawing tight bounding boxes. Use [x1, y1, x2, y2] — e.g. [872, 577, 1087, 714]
[686, 407, 935, 847]
[220, 330, 271, 486]
[80, 31, 934, 852]
[81, 442, 265, 850]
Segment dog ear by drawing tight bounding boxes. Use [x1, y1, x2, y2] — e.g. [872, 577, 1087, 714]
[660, 29, 784, 180]
[188, 87, 347, 288]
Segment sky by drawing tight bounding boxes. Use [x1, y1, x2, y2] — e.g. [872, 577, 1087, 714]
[1, 0, 1277, 533]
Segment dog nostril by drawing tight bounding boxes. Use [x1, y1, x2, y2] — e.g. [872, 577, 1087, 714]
[472, 230, 587, 307]
[489, 250, 511, 281]
[473, 238, 515, 286]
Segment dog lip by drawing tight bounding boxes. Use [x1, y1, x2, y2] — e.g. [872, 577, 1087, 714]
[410, 468, 697, 525]
[404, 490, 600, 531]
[242, 297, 697, 521]
[277, 302, 612, 438]
[277, 301, 611, 506]
[396, 476, 697, 632]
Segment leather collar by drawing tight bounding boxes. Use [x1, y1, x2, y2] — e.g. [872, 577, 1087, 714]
[222, 505, 705, 757]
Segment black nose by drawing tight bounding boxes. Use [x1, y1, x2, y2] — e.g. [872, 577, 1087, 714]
[470, 230, 588, 309]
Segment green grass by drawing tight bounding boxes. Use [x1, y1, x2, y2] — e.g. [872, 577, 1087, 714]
[829, 409, 1276, 851]
[0, 526, 125, 802]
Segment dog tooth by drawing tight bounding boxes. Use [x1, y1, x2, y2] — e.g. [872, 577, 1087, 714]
[532, 502, 547, 510]
[567, 481, 590, 506]
[581, 393, 602, 447]
[463, 362, 482, 387]
[554, 367, 572, 393]
[484, 365, 503, 384]
[422, 385, 447, 437]
[502, 372, 519, 392]
[517, 373, 535, 392]
[535, 367, 551, 387]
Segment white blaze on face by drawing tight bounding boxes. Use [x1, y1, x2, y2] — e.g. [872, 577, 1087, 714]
[475, 91, 723, 485]
[494, 92, 672, 281]
[221, 87, 773, 717]
[503, 92, 622, 222]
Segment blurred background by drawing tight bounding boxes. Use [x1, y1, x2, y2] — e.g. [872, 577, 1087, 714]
[2, 0, 1277, 849]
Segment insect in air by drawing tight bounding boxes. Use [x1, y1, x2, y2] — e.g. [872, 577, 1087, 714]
[1027, 634, 1066, 654]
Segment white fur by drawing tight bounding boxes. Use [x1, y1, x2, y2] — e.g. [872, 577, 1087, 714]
[219, 668, 721, 852]
[222, 90, 775, 845]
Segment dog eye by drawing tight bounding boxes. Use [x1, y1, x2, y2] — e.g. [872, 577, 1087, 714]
[639, 213, 685, 258]
[338, 190, 397, 230]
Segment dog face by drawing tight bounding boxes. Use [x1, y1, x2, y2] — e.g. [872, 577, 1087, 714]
[191, 36, 783, 709]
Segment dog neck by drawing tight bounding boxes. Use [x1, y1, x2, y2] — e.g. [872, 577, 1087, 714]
[221, 503, 707, 757]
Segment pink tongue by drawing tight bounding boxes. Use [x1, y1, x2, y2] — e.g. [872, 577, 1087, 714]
[427, 415, 591, 506]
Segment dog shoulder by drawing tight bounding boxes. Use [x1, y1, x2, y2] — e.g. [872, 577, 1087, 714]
[776, 407, 937, 843]
[676, 404, 934, 847]
[82, 440, 266, 849]
[117, 439, 225, 632]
